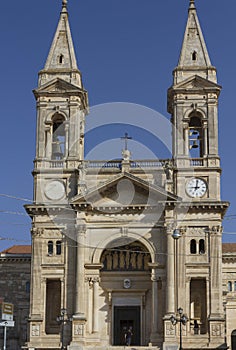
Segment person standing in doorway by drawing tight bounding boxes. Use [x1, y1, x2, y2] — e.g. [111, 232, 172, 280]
[125, 326, 133, 346]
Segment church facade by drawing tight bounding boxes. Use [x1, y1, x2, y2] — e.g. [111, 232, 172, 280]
[24, 1, 235, 350]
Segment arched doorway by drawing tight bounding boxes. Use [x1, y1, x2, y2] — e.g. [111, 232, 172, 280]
[232, 330, 236, 350]
[100, 240, 152, 346]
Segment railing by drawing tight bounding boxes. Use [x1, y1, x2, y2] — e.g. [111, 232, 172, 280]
[86, 159, 171, 169]
[87, 160, 121, 169]
[50, 160, 64, 168]
[34, 158, 205, 169]
[190, 158, 204, 166]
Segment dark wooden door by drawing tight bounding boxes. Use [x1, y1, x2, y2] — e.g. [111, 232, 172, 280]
[113, 306, 140, 346]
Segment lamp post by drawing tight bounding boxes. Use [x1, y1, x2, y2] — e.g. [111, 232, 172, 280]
[57, 308, 68, 350]
[170, 307, 188, 350]
[172, 229, 181, 310]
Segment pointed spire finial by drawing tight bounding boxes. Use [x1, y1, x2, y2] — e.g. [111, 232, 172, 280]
[189, 0, 196, 10]
[62, 0, 67, 9]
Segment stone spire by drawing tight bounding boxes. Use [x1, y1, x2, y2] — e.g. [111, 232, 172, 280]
[174, 0, 217, 83]
[38, 0, 82, 87]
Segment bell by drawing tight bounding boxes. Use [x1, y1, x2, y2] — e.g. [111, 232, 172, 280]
[190, 140, 198, 149]
[52, 139, 63, 159]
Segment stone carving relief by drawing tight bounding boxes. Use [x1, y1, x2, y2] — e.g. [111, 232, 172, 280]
[211, 323, 222, 337]
[74, 324, 84, 336]
[101, 243, 151, 271]
[32, 325, 40, 337]
[187, 227, 207, 236]
[165, 322, 175, 336]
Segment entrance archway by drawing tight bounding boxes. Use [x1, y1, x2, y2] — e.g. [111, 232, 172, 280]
[100, 240, 152, 346]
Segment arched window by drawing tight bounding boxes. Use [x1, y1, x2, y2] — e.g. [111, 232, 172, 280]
[192, 51, 197, 61]
[59, 54, 64, 64]
[234, 281, 236, 291]
[189, 115, 203, 158]
[52, 114, 65, 160]
[48, 241, 53, 256]
[190, 239, 197, 254]
[56, 241, 62, 255]
[228, 281, 232, 292]
[199, 239, 205, 254]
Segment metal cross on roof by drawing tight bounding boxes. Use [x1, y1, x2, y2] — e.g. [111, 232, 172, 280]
[121, 133, 132, 151]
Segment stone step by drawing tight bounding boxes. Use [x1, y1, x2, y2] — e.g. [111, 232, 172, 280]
[68, 346, 160, 350]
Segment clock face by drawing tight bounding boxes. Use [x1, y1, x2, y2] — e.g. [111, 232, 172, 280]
[186, 178, 207, 198]
[44, 180, 65, 200]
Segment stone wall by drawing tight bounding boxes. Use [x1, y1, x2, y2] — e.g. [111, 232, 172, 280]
[0, 254, 31, 350]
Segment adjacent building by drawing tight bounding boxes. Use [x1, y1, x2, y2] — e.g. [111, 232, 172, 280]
[0, 245, 31, 350]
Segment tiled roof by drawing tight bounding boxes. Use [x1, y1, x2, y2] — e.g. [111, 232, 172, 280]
[222, 243, 236, 253]
[1, 245, 31, 255]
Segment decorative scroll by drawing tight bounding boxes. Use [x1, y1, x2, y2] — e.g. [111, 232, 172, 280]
[101, 242, 151, 271]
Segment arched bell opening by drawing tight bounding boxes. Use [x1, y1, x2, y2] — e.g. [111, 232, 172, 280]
[51, 113, 66, 160]
[188, 113, 204, 158]
[189, 115, 203, 157]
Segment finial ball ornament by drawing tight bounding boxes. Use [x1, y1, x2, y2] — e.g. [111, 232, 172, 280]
[62, 0, 67, 6]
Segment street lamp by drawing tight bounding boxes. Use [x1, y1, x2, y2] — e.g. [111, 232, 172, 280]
[172, 228, 181, 310]
[57, 308, 68, 350]
[170, 307, 188, 350]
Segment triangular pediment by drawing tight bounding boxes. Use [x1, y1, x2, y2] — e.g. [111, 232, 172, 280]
[171, 75, 221, 91]
[34, 78, 87, 96]
[71, 172, 179, 209]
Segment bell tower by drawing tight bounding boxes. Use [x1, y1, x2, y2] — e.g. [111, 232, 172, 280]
[165, 1, 229, 349]
[33, 0, 88, 204]
[25, 2, 88, 348]
[168, 0, 221, 201]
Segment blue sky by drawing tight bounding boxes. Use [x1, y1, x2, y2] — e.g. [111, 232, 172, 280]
[0, 0, 235, 250]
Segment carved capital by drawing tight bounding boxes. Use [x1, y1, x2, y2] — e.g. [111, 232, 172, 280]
[165, 222, 175, 233]
[179, 226, 187, 235]
[210, 226, 222, 235]
[85, 276, 100, 285]
[31, 228, 44, 237]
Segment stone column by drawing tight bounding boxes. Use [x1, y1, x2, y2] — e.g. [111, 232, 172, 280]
[184, 126, 189, 156]
[151, 271, 158, 334]
[208, 225, 225, 346]
[166, 227, 175, 314]
[74, 223, 86, 319]
[92, 277, 99, 333]
[209, 226, 223, 315]
[203, 123, 208, 157]
[65, 123, 69, 158]
[45, 126, 51, 158]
